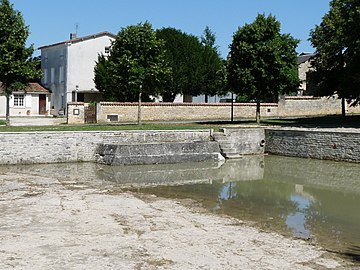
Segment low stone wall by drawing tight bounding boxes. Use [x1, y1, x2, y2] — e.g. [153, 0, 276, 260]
[96, 102, 278, 123]
[68, 96, 360, 124]
[2, 128, 360, 165]
[0, 130, 211, 165]
[265, 128, 360, 163]
[278, 96, 341, 117]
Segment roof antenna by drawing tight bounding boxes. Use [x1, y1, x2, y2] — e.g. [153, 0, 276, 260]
[75, 23, 79, 35]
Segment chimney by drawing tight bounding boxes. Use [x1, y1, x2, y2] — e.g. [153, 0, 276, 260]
[70, 33, 77, 40]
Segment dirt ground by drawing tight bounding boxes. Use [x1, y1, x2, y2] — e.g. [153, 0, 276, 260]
[0, 171, 358, 270]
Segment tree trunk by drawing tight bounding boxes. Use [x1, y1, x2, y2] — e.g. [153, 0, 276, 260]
[256, 100, 261, 124]
[205, 94, 208, 103]
[5, 95, 10, 126]
[138, 92, 142, 127]
[341, 97, 346, 118]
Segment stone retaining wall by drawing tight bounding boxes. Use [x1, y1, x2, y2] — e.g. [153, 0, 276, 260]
[2, 128, 360, 165]
[0, 130, 211, 165]
[265, 128, 360, 163]
[96, 141, 223, 165]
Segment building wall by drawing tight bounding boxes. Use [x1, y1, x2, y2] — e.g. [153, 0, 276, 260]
[41, 35, 114, 115]
[41, 44, 67, 115]
[66, 36, 113, 96]
[0, 93, 50, 117]
[0, 95, 6, 116]
[298, 60, 312, 93]
[265, 128, 360, 163]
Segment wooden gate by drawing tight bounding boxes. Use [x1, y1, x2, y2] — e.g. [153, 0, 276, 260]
[84, 105, 97, 123]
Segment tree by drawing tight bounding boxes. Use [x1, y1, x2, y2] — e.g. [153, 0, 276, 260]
[227, 14, 299, 123]
[309, 0, 360, 117]
[94, 21, 171, 103]
[200, 26, 224, 102]
[0, 0, 41, 125]
[156, 27, 206, 102]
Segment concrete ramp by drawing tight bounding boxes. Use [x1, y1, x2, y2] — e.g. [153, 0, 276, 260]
[95, 141, 224, 165]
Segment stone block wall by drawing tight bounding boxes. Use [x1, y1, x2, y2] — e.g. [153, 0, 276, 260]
[96, 102, 278, 123]
[67, 97, 360, 124]
[96, 141, 223, 165]
[278, 96, 360, 117]
[67, 102, 86, 124]
[265, 128, 360, 163]
[221, 128, 266, 155]
[0, 130, 211, 165]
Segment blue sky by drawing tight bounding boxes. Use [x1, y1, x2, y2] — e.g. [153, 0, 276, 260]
[12, 0, 330, 57]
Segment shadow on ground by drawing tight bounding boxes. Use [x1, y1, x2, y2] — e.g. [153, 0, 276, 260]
[198, 115, 360, 129]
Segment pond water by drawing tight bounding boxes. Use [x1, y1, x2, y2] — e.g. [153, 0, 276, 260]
[108, 155, 360, 262]
[1, 155, 360, 262]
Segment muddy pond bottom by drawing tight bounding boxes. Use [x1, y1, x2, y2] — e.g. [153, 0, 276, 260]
[122, 155, 360, 263]
[1, 155, 360, 265]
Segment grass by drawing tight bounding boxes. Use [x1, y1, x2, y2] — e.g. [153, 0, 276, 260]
[0, 120, 6, 126]
[0, 122, 226, 132]
[0, 114, 359, 132]
[261, 114, 360, 128]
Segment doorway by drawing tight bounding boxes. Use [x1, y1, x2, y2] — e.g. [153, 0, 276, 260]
[39, 94, 46, 115]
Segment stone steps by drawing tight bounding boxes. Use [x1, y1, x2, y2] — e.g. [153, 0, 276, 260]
[95, 141, 224, 165]
[213, 132, 241, 159]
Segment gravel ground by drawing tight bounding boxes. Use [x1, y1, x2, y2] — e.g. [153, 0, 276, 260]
[0, 171, 357, 270]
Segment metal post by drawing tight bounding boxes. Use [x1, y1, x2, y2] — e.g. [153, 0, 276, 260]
[231, 92, 234, 122]
[138, 86, 142, 127]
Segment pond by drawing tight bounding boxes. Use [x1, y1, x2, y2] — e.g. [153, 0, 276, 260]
[103, 155, 360, 262]
[1, 155, 359, 262]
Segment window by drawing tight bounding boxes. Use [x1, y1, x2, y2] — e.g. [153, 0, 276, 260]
[51, 67, 55, 84]
[59, 66, 64, 83]
[14, 94, 25, 107]
[43, 69, 48, 84]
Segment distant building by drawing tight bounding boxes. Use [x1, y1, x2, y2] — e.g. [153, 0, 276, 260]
[39, 32, 115, 116]
[0, 82, 51, 117]
[297, 52, 316, 95]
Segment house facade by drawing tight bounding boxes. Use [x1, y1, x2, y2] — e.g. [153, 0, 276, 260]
[0, 82, 51, 117]
[298, 52, 316, 95]
[39, 32, 115, 116]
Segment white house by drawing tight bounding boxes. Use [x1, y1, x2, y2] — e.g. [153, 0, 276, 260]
[0, 82, 51, 117]
[39, 32, 115, 116]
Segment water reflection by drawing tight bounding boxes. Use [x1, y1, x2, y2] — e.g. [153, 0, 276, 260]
[1, 155, 360, 261]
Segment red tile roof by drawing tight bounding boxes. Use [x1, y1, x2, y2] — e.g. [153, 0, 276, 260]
[0, 82, 50, 94]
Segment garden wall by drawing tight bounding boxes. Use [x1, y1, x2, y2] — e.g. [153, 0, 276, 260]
[67, 96, 360, 125]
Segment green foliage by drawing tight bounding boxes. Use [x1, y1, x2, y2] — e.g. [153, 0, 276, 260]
[309, 0, 360, 106]
[156, 27, 223, 102]
[156, 27, 204, 101]
[227, 14, 299, 103]
[199, 27, 224, 99]
[94, 21, 171, 102]
[0, 0, 41, 95]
